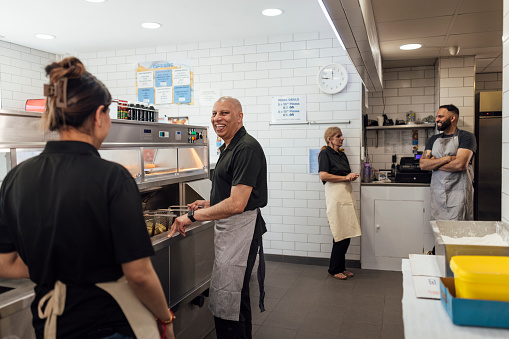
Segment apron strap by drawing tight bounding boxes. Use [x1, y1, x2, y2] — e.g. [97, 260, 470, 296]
[38, 281, 67, 339]
[256, 238, 265, 312]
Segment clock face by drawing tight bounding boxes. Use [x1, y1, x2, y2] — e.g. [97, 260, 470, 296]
[317, 63, 348, 94]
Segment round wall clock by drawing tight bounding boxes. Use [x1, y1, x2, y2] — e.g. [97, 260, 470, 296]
[317, 63, 349, 94]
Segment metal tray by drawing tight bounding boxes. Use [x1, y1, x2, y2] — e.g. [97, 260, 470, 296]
[431, 220, 509, 277]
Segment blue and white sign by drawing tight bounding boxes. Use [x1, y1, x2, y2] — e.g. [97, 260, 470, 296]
[155, 69, 172, 87]
[138, 88, 154, 104]
[174, 86, 191, 103]
[271, 95, 307, 123]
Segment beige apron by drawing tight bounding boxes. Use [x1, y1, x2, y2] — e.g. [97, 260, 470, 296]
[38, 277, 160, 339]
[208, 209, 257, 321]
[324, 181, 361, 242]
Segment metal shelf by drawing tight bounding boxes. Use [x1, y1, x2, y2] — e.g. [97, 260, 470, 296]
[365, 123, 435, 130]
[365, 123, 436, 148]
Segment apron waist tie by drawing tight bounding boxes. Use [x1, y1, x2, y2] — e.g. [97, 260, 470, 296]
[38, 281, 67, 339]
[256, 239, 266, 312]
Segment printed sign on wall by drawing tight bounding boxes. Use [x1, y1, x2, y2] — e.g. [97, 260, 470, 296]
[135, 59, 193, 105]
[271, 95, 307, 123]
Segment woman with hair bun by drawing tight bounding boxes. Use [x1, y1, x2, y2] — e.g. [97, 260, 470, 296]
[318, 127, 361, 280]
[0, 57, 175, 338]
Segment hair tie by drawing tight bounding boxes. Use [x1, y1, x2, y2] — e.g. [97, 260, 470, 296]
[43, 77, 68, 108]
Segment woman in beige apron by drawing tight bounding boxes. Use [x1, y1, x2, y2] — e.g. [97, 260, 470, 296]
[0, 57, 174, 338]
[318, 127, 361, 280]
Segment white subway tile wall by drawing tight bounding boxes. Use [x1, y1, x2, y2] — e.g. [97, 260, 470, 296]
[437, 56, 475, 132]
[476, 72, 502, 93]
[366, 66, 436, 170]
[0, 41, 58, 110]
[503, 0, 509, 225]
[73, 32, 363, 259]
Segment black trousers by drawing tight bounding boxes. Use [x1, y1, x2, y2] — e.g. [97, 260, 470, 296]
[328, 237, 351, 275]
[214, 237, 260, 339]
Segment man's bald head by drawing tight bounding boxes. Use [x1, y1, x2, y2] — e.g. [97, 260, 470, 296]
[215, 96, 243, 113]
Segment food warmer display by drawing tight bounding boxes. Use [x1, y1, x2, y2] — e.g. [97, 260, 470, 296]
[0, 109, 215, 339]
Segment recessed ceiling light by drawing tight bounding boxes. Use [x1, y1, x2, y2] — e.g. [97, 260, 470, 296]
[262, 8, 283, 16]
[400, 43, 422, 50]
[85, 0, 107, 3]
[141, 22, 162, 29]
[35, 34, 55, 40]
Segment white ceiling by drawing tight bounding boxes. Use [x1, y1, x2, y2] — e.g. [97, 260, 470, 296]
[0, 0, 503, 74]
[372, 0, 503, 73]
[0, 0, 331, 55]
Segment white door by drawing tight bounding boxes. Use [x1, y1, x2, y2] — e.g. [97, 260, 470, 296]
[374, 200, 424, 258]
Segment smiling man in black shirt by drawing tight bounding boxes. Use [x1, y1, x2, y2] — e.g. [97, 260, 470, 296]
[170, 96, 267, 339]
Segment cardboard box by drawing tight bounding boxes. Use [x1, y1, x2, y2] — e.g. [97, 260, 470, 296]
[440, 277, 509, 328]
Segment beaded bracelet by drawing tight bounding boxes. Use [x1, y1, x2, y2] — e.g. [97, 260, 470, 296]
[157, 309, 175, 325]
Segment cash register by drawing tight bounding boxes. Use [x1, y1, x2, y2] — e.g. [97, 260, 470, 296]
[395, 153, 432, 183]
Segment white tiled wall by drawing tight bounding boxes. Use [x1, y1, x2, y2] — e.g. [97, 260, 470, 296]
[0, 41, 57, 110]
[436, 56, 475, 132]
[476, 72, 502, 93]
[366, 66, 435, 170]
[502, 0, 509, 225]
[76, 32, 363, 259]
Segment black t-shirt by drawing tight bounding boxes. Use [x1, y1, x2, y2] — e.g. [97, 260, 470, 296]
[211, 126, 267, 238]
[425, 129, 477, 155]
[318, 146, 352, 184]
[0, 141, 154, 338]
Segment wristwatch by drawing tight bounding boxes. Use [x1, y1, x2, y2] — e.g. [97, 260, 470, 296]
[187, 209, 196, 222]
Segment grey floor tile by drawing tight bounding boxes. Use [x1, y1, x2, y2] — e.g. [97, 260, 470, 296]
[338, 320, 383, 339]
[306, 302, 347, 320]
[384, 296, 402, 311]
[343, 307, 384, 325]
[352, 283, 388, 297]
[272, 297, 312, 315]
[381, 323, 404, 339]
[349, 294, 385, 310]
[205, 261, 404, 339]
[383, 309, 403, 326]
[253, 325, 297, 339]
[295, 330, 340, 339]
[298, 314, 342, 335]
[261, 310, 306, 330]
[264, 276, 296, 290]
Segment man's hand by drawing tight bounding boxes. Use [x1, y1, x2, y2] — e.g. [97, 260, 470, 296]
[168, 214, 192, 238]
[187, 200, 210, 211]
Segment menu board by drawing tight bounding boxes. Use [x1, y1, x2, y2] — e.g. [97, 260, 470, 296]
[135, 59, 193, 105]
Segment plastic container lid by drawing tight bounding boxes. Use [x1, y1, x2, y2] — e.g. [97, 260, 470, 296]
[450, 256, 509, 284]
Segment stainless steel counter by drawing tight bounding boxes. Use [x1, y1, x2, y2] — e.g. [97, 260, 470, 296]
[361, 182, 430, 187]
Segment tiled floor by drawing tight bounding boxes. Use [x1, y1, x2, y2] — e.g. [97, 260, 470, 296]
[205, 260, 404, 339]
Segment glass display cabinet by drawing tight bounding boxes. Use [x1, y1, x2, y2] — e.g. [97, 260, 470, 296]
[0, 109, 209, 190]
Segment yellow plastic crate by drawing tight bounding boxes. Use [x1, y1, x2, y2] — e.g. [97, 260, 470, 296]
[450, 256, 509, 302]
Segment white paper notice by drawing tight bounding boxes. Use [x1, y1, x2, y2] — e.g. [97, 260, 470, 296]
[173, 68, 191, 86]
[155, 87, 173, 105]
[412, 276, 441, 299]
[384, 130, 413, 153]
[409, 254, 441, 299]
[271, 96, 307, 123]
[197, 89, 221, 107]
[137, 71, 154, 88]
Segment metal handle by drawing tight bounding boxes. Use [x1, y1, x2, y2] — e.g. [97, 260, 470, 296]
[376, 224, 380, 229]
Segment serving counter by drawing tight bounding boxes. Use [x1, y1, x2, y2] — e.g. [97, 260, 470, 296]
[361, 182, 434, 270]
[0, 109, 214, 339]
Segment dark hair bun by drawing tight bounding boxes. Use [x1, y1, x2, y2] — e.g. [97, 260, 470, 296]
[45, 57, 85, 81]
